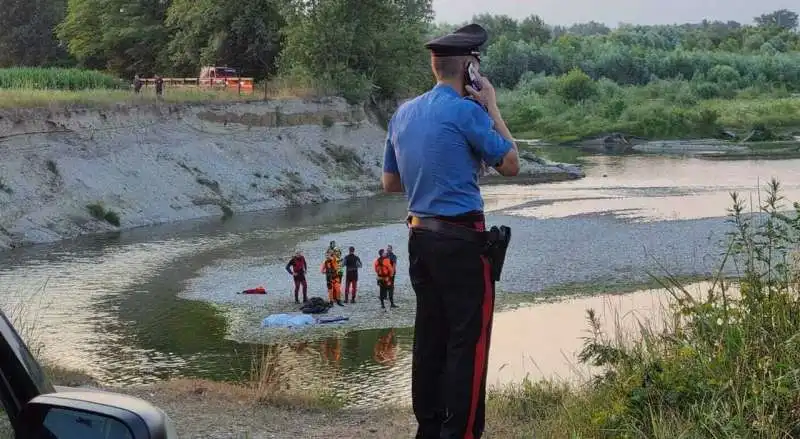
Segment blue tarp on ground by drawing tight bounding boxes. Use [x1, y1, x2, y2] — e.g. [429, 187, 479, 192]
[260, 313, 316, 328]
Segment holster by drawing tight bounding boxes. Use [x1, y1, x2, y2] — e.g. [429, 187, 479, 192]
[407, 216, 512, 282]
[484, 225, 511, 282]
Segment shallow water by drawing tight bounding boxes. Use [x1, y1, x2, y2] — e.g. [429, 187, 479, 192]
[0, 153, 798, 406]
[484, 154, 800, 221]
[172, 281, 713, 409]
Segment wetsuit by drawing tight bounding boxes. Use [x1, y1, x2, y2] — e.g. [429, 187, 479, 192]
[343, 253, 362, 302]
[373, 256, 395, 309]
[285, 256, 308, 303]
[321, 258, 343, 305]
[387, 251, 397, 303]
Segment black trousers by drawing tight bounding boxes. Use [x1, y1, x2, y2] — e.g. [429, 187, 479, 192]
[378, 279, 394, 304]
[408, 219, 495, 439]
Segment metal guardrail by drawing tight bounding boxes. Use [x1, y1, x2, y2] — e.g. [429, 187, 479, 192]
[139, 77, 255, 94]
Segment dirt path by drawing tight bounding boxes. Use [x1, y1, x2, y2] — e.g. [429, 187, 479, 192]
[48, 368, 527, 438]
[118, 380, 416, 439]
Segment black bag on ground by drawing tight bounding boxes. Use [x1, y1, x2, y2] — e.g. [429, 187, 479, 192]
[300, 297, 331, 314]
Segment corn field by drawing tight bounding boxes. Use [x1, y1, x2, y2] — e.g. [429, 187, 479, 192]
[0, 67, 125, 90]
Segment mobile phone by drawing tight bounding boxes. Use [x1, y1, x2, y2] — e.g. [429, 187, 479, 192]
[466, 62, 482, 91]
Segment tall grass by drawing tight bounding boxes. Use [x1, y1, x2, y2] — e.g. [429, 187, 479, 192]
[0, 72, 338, 109]
[0, 282, 52, 357]
[487, 178, 800, 438]
[0, 68, 125, 90]
[246, 344, 345, 409]
[0, 282, 96, 388]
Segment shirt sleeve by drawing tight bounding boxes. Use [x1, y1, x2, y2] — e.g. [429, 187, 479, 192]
[460, 102, 513, 167]
[382, 120, 399, 174]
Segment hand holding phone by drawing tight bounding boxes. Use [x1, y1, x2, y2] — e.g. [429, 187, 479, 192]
[466, 63, 482, 91]
[465, 68, 498, 111]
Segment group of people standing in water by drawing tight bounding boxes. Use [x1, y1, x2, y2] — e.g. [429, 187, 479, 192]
[285, 240, 398, 309]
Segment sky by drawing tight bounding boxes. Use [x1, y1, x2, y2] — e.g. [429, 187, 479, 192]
[432, 0, 796, 27]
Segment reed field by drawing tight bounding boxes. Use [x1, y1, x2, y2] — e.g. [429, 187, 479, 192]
[0, 67, 125, 90]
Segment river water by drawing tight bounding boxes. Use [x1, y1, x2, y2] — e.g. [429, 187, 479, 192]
[1, 152, 799, 407]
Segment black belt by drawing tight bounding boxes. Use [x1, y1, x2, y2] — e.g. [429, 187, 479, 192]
[407, 216, 486, 244]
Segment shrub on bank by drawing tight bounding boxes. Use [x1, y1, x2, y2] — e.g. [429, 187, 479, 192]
[86, 203, 121, 227]
[499, 73, 800, 142]
[488, 179, 800, 438]
[0, 68, 125, 90]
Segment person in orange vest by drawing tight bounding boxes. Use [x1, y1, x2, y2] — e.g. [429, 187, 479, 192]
[374, 249, 396, 309]
[321, 254, 344, 306]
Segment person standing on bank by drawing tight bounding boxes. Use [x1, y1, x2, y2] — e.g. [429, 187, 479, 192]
[382, 24, 519, 439]
[373, 249, 396, 309]
[343, 246, 362, 303]
[386, 244, 398, 307]
[285, 250, 308, 304]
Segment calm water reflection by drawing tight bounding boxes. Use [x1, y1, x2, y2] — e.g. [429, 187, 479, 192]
[483, 155, 800, 221]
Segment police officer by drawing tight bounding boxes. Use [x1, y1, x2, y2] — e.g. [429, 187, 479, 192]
[382, 24, 519, 439]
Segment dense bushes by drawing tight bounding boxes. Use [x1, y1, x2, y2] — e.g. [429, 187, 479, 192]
[483, 39, 800, 91]
[498, 68, 800, 142]
[466, 10, 800, 141]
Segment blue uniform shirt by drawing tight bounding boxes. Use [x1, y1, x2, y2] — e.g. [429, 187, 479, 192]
[383, 84, 513, 217]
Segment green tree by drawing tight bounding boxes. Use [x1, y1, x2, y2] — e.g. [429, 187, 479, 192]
[426, 22, 457, 41]
[57, 0, 171, 76]
[555, 68, 597, 102]
[567, 21, 611, 37]
[754, 9, 798, 30]
[518, 15, 551, 45]
[0, 0, 70, 67]
[164, 0, 285, 78]
[482, 36, 534, 88]
[279, 0, 433, 101]
[471, 13, 519, 45]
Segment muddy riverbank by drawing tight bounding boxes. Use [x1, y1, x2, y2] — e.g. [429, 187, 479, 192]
[0, 99, 581, 251]
[568, 133, 800, 157]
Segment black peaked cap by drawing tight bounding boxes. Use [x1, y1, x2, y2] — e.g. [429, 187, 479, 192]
[424, 23, 488, 57]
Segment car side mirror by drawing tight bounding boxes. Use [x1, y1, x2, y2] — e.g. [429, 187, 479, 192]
[16, 391, 176, 439]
